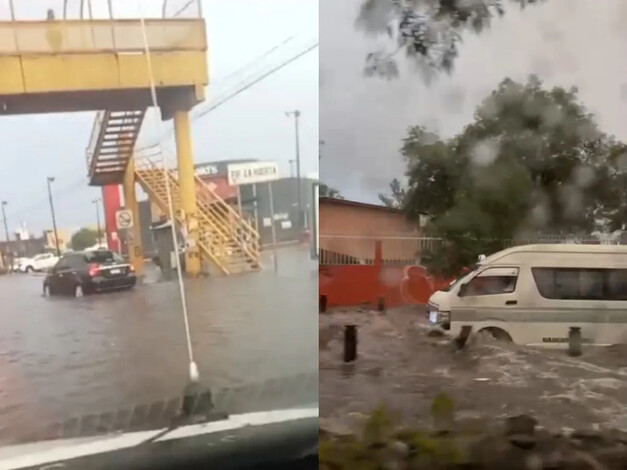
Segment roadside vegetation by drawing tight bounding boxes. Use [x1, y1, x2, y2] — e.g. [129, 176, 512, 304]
[321, 396, 627, 470]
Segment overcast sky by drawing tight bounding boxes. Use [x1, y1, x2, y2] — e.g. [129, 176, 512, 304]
[320, 0, 627, 204]
[0, 0, 318, 235]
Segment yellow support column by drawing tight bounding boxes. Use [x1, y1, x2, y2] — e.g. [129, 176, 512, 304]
[123, 155, 144, 275]
[173, 110, 201, 276]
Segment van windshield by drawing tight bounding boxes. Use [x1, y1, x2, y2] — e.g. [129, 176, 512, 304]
[443, 265, 480, 292]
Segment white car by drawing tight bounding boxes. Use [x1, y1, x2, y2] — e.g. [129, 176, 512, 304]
[10, 257, 28, 272]
[21, 253, 59, 273]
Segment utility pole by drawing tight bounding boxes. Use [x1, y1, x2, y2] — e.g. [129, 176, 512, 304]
[285, 110, 302, 230]
[47, 177, 61, 256]
[92, 198, 102, 245]
[1, 201, 9, 243]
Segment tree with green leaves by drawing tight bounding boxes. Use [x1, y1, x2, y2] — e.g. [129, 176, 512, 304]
[356, 0, 545, 80]
[401, 76, 627, 275]
[320, 183, 344, 199]
[378, 178, 407, 208]
[70, 227, 99, 251]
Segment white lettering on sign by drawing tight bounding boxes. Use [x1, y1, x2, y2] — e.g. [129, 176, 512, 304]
[227, 161, 280, 186]
[172, 165, 219, 178]
[196, 165, 219, 176]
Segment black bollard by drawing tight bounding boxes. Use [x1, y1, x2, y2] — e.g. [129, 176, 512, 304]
[344, 325, 357, 363]
[568, 327, 582, 357]
[319, 295, 327, 314]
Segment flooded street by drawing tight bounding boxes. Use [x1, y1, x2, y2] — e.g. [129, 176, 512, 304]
[0, 245, 318, 445]
[320, 308, 627, 434]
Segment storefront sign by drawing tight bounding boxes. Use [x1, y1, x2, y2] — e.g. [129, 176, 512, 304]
[227, 161, 279, 186]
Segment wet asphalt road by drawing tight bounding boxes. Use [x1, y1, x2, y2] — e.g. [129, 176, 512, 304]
[320, 307, 627, 435]
[0, 245, 318, 445]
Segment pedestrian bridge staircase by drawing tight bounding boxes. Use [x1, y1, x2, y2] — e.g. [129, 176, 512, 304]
[87, 110, 146, 186]
[135, 156, 262, 275]
[86, 113, 262, 276]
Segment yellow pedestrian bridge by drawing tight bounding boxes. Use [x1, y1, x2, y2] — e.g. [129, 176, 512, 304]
[0, 15, 261, 276]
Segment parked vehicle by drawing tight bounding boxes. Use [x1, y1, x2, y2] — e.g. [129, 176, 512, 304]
[10, 257, 28, 272]
[43, 250, 136, 297]
[21, 252, 59, 273]
[441, 244, 627, 347]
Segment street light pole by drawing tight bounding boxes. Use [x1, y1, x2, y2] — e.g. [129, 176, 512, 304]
[1, 200, 12, 271]
[92, 198, 102, 245]
[47, 177, 61, 256]
[1, 201, 9, 243]
[285, 110, 302, 230]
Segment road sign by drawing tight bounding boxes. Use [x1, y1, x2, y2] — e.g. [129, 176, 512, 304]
[115, 209, 133, 230]
[227, 161, 280, 186]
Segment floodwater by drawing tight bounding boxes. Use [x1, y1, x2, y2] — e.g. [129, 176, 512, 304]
[0, 245, 318, 445]
[320, 308, 627, 435]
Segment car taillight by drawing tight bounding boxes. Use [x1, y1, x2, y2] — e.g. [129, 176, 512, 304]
[88, 264, 100, 277]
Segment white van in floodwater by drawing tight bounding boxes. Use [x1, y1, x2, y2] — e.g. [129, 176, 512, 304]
[428, 244, 627, 347]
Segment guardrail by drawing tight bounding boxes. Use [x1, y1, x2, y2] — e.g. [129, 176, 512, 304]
[0, 18, 206, 55]
[4, 0, 201, 21]
[85, 110, 104, 172]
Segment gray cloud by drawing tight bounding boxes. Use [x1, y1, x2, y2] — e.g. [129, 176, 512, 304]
[320, 0, 627, 203]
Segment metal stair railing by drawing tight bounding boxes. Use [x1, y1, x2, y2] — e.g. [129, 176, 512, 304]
[86, 110, 106, 174]
[136, 169, 231, 275]
[193, 177, 261, 266]
[136, 151, 261, 271]
[145, 154, 260, 267]
[87, 110, 146, 181]
[135, 153, 232, 274]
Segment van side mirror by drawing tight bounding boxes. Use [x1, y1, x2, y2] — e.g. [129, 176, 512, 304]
[458, 283, 468, 297]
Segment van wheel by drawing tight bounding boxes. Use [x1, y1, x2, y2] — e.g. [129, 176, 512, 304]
[480, 327, 512, 342]
[25, 266, 34, 273]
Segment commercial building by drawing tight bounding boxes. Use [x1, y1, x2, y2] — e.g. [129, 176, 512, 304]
[113, 159, 316, 260]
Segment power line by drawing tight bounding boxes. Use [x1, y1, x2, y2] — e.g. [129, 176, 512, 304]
[138, 35, 308, 152]
[195, 42, 318, 119]
[138, 41, 318, 151]
[213, 34, 298, 87]
[207, 35, 301, 100]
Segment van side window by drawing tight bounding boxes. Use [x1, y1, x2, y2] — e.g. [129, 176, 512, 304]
[607, 270, 627, 300]
[460, 267, 519, 297]
[532, 268, 627, 300]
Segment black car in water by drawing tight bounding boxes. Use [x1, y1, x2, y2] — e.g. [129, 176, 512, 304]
[43, 250, 136, 297]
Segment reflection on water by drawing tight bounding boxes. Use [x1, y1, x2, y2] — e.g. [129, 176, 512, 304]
[0, 245, 318, 445]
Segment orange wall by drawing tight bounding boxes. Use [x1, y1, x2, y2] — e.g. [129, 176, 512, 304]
[320, 201, 418, 236]
[319, 264, 450, 309]
[319, 199, 446, 310]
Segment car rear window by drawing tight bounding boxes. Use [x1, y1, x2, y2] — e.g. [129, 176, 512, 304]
[84, 251, 124, 264]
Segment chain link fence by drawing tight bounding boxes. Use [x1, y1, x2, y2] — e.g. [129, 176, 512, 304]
[319, 234, 624, 266]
